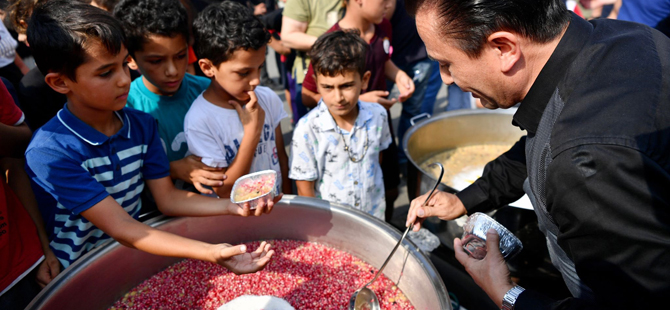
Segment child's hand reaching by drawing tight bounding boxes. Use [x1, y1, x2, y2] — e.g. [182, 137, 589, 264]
[211, 241, 274, 275]
[230, 90, 265, 137]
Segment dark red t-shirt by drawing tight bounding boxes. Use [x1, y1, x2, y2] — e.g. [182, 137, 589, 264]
[303, 19, 393, 94]
[0, 82, 43, 293]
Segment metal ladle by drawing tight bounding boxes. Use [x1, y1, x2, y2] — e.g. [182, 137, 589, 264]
[349, 163, 445, 310]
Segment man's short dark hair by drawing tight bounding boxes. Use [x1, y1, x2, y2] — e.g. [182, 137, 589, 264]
[27, 0, 125, 81]
[406, 0, 572, 58]
[113, 0, 189, 55]
[309, 30, 368, 79]
[193, 1, 270, 66]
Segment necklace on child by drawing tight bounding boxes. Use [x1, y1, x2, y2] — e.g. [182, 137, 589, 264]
[330, 112, 369, 163]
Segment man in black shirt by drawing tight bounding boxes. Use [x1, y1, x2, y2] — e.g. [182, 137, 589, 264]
[405, 0, 670, 309]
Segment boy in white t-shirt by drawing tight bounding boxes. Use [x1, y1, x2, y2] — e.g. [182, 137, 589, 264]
[185, 1, 290, 198]
[289, 30, 392, 220]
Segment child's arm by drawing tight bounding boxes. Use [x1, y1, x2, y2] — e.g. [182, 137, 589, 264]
[0, 122, 31, 157]
[301, 87, 321, 109]
[295, 180, 316, 197]
[275, 126, 292, 194]
[214, 91, 265, 198]
[14, 54, 30, 75]
[81, 196, 274, 274]
[358, 91, 398, 110]
[1, 157, 61, 287]
[384, 59, 416, 103]
[147, 175, 280, 217]
[169, 155, 226, 195]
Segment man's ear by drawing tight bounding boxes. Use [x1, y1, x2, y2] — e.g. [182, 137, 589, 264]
[361, 71, 371, 90]
[127, 56, 139, 71]
[44, 72, 71, 95]
[198, 59, 216, 78]
[487, 31, 521, 73]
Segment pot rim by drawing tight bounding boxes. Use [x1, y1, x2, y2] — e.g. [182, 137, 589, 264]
[27, 195, 452, 310]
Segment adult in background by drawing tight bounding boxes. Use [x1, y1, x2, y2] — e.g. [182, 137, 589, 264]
[280, 0, 343, 123]
[405, 0, 670, 309]
[387, 0, 442, 166]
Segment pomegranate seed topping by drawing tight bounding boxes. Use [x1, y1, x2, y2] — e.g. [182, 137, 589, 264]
[109, 240, 415, 310]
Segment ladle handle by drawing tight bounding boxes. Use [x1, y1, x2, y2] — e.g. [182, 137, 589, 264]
[364, 163, 444, 288]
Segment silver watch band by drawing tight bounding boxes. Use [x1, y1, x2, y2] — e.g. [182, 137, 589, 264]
[501, 285, 525, 310]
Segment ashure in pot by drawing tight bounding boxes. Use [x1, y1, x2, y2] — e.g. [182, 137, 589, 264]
[27, 196, 451, 310]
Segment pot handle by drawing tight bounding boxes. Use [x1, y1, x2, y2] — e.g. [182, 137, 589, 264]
[410, 113, 431, 126]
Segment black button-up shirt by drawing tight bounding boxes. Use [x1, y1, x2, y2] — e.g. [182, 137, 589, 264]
[456, 13, 670, 309]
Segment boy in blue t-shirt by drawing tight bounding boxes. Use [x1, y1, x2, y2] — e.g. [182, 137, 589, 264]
[114, 0, 222, 195]
[24, 0, 277, 270]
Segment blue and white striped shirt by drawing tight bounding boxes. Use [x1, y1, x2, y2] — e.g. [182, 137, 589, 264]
[26, 105, 170, 268]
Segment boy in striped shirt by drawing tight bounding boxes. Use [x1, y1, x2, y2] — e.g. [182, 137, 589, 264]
[24, 0, 277, 271]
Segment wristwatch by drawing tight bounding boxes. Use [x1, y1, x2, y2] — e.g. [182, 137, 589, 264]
[501, 285, 525, 310]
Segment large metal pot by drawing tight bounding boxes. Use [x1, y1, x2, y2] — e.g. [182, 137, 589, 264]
[27, 196, 451, 310]
[402, 109, 561, 282]
[403, 108, 525, 198]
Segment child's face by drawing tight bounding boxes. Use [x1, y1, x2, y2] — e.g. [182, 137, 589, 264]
[360, 0, 394, 24]
[63, 40, 131, 112]
[316, 70, 370, 119]
[204, 46, 266, 103]
[130, 34, 189, 96]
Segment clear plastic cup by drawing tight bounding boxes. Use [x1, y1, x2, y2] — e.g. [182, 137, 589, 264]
[461, 212, 523, 260]
[230, 170, 277, 210]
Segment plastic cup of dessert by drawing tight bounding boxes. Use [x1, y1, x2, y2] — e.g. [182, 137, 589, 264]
[461, 212, 523, 260]
[230, 170, 277, 210]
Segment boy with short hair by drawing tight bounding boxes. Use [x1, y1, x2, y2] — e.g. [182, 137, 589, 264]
[185, 1, 291, 198]
[289, 30, 392, 220]
[113, 0, 224, 195]
[300, 0, 415, 221]
[25, 0, 275, 271]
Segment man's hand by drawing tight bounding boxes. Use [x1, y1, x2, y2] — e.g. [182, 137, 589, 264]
[359, 90, 397, 110]
[227, 194, 283, 217]
[171, 155, 225, 194]
[212, 241, 274, 275]
[231, 90, 265, 137]
[35, 248, 61, 287]
[454, 229, 515, 308]
[406, 190, 467, 231]
[395, 70, 415, 102]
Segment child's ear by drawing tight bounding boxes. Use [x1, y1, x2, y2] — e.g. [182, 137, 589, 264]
[361, 71, 371, 90]
[127, 56, 139, 71]
[198, 59, 217, 78]
[44, 72, 71, 95]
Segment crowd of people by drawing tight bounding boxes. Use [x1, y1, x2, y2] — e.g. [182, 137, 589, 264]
[1, 0, 669, 309]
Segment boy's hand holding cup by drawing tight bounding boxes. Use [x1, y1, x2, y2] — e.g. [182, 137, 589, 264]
[230, 90, 265, 137]
[227, 193, 283, 217]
